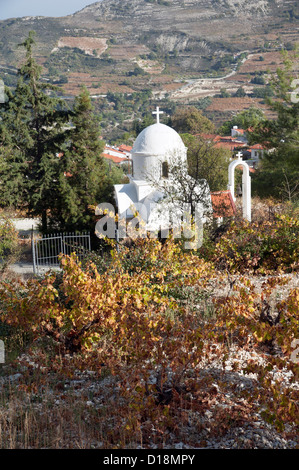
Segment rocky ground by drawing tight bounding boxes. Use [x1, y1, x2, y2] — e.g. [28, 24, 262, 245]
[0, 340, 298, 449]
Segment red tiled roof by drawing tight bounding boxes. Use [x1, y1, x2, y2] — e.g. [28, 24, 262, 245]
[249, 143, 264, 150]
[232, 128, 246, 134]
[211, 190, 237, 218]
[200, 133, 221, 141]
[198, 133, 246, 151]
[119, 144, 132, 152]
[102, 153, 129, 163]
[213, 141, 246, 150]
[104, 147, 128, 156]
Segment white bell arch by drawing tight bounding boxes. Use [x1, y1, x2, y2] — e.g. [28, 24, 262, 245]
[228, 152, 251, 222]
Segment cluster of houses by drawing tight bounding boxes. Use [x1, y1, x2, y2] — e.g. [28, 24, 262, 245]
[102, 125, 264, 171]
[102, 144, 132, 165]
[201, 126, 264, 169]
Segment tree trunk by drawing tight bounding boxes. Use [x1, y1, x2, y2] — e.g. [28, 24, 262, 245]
[41, 210, 47, 232]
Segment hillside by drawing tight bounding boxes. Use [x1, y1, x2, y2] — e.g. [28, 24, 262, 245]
[0, 0, 298, 137]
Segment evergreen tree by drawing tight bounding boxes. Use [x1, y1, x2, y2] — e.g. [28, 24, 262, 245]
[0, 85, 30, 208]
[0, 31, 70, 229]
[250, 50, 299, 201]
[53, 87, 115, 232]
[0, 32, 123, 232]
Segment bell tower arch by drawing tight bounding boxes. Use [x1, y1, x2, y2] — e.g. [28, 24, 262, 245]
[228, 152, 251, 222]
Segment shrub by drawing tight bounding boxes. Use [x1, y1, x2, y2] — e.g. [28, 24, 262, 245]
[0, 217, 19, 274]
[204, 215, 299, 274]
[0, 238, 213, 355]
[0, 235, 298, 443]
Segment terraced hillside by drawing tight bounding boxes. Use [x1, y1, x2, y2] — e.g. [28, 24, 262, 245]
[0, 0, 298, 136]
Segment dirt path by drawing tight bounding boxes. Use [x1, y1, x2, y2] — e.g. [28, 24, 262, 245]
[170, 51, 251, 101]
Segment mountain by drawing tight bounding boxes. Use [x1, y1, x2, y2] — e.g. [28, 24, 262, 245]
[0, 0, 298, 136]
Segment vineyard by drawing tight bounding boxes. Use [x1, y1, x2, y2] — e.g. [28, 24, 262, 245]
[0, 200, 298, 449]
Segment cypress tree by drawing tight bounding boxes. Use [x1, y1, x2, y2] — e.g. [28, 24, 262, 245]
[1, 32, 123, 232]
[0, 84, 31, 209]
[53, 86, 113, 232]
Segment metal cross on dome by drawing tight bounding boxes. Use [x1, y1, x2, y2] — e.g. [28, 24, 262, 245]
[152, 106, 164, 124]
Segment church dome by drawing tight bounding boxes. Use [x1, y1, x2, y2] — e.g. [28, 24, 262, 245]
[131, 108, 187, 182]
[132, 122, 186, 156]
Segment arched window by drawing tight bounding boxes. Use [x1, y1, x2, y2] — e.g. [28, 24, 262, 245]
[162, 161, 169, 178]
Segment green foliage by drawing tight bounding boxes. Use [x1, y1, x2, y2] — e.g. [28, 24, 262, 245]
[234, 86, 246, 97]
[0, 33, 124, 232]
[212, 54, 236, 72]
[0, 31, 71, 229]
[45, 47, 116, 74]
[52, 87, 118, 232]
[249, 50, 299, 202]
[218, 88, 230, 98]
[132, 114, 155, 135]
[0, 145, 28, 209]
[250, 74, 266, 85]
[181, 133, 230, 191]
[218, 107, 266, 135]
[100, 89, 171, 141]
[252, 164, 299, 202]
[201, 215, 299, 274]
[170, 106, 215, 134]
[251, 85, 274, 99]
[195, 96, 213, 110]
[0, 216, 20, 274]
[128, 65, 148, 77]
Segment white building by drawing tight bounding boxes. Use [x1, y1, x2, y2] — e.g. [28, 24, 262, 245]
[114, 107, 212, 238]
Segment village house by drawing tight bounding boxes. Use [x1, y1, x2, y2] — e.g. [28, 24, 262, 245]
[201, 126, 264, 169]
[102, 144, 132, 166]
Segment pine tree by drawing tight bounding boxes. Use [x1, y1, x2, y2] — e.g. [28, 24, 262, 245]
[0, 31, 70, 229]
[250, 50, 299, 201]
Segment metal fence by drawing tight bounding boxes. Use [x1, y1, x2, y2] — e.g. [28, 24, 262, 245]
[32, 232, 91, 274]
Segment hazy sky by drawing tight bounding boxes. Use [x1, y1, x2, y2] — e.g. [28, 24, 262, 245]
[0, 0, 98, 20]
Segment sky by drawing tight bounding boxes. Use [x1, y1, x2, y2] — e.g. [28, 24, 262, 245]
[0, 0, 98, 20]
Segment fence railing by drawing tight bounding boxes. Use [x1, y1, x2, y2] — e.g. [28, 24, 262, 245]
[32, 231, 91, 274]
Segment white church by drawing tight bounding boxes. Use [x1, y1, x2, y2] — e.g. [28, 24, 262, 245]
[113, 107, 251, 242]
